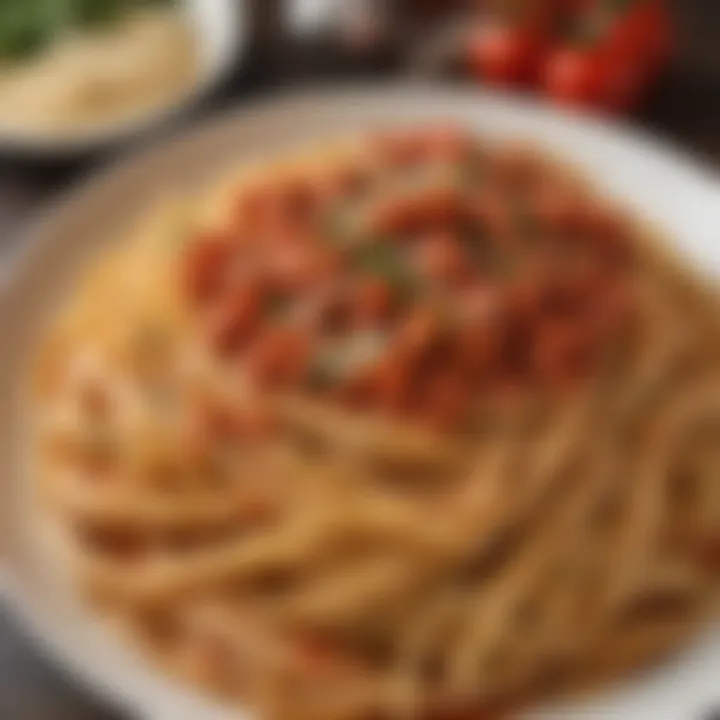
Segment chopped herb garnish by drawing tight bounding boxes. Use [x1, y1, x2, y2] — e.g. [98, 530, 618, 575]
[353, 242, 420, 299]
[321, 203, 358, 247]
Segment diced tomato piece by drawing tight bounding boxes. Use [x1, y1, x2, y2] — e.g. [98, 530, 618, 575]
[265, 242, 316, 293]
[414, 231, 470, 285]
[234, 185, 279, 229]
[459, 284, 506, 325]
[419, 371, 470, 432]
[209, 281, 264, 356]
[370, 198, 418, 236]
[414, 189, 466, 229]
[371, 355, 416, 415]
[395, 306, 443, 363]
[532, 319, 594, 384]
[184, 233, 235, 304]
[455, 327, 498, 380]
[352, 277, 395, 326]
[370, 190, 464, 237]
[247, 327, 311, 389]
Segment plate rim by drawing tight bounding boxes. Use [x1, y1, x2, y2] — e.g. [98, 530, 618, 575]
[0, 0, 245, 156]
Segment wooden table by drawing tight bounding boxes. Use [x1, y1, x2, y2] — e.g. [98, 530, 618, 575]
[0, 2, 718, 718]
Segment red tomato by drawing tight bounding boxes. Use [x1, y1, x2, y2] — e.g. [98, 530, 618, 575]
[543, 47, 603, 106]
[543, 45, 648, 112]
[597, 50, 650, 111]
[606, 0, 673, 71]
[467, 22, 548, 86]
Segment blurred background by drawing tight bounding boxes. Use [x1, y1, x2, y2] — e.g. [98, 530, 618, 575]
[0, 1, 717, 718]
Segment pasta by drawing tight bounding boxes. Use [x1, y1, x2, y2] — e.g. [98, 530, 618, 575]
[0, 6, 198, 134]
[32, 127, 720, 720]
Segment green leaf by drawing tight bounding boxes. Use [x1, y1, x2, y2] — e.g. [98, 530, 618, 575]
[72, 0, 126, 26]
[0, 0, 175, 59]
[0, 4, 54, 60]
[353, 242, 419, 298]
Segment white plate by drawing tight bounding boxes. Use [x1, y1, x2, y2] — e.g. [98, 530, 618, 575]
[0, 0, 244, 156]
[0, 86, 718, 720]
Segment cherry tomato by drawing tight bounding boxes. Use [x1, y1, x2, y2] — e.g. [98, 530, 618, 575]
[467, 22, 548, 86]
[605, 0, 673, 71]
[455, 323, 498, 380]
[543, 45, 648, 112]
[543, 46, 601, 106]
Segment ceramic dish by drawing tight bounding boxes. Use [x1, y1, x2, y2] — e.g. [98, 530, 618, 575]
[0, 86, 718, 720]
[0, 0, 243, 156]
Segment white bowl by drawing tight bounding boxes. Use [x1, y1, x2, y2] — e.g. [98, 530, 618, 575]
[0, 0, 244, 156]
[0, 86, 718, 720]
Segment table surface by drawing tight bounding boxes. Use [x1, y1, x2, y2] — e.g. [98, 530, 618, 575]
[1, 2, 719, 719]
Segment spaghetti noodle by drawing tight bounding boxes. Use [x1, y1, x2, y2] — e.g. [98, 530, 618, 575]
[32, 127, 720, 720]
